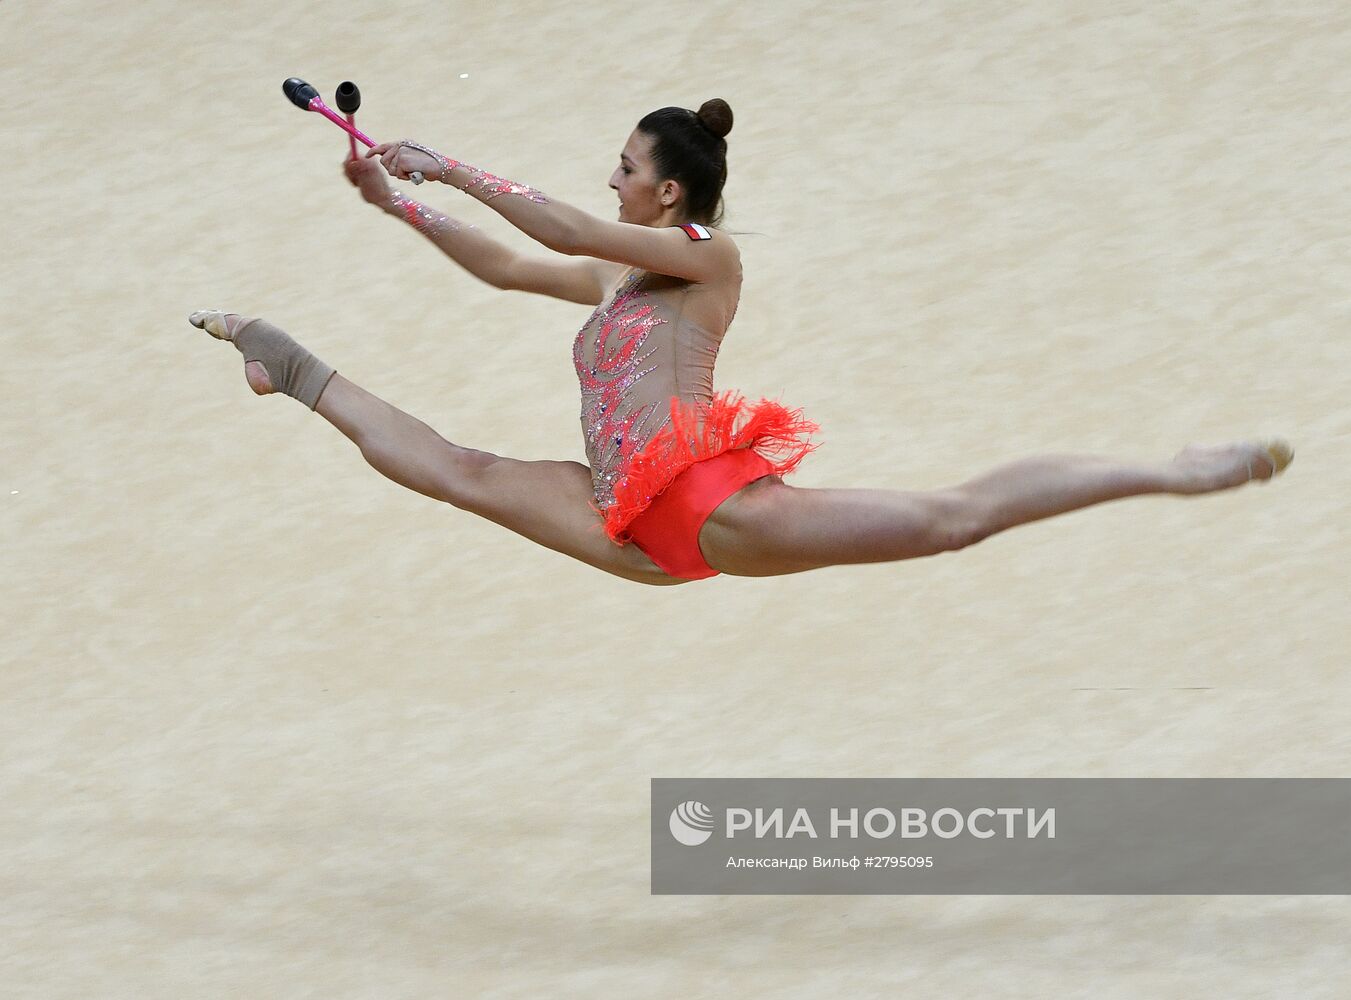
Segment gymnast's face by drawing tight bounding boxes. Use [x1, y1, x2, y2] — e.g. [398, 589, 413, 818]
[609, 130, 680, 226]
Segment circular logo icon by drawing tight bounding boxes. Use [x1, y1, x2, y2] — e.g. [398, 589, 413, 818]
[669, 800, 715, 846]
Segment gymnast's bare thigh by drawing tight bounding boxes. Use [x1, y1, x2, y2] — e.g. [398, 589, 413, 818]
[617, 541, 685, 585]
[616, 544, 686, 585]
[472, 455, 689, 587]
[697, 474, 804, 577]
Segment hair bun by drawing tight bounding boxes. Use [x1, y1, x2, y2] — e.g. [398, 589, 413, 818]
[696, 98, 733, 139]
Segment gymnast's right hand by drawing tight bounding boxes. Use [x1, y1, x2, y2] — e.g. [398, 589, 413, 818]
[344, 154, 393, 208]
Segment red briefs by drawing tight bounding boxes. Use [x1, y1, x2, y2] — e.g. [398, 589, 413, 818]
[625, 448, 775, 580]
[595, 392, 819, 582]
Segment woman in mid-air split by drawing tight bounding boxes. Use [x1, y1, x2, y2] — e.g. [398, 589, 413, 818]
[189, 98, 1292, 587]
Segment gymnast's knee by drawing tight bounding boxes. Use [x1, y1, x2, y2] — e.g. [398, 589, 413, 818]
[435, 446, 506, 510]
[930, 489, 995, 553]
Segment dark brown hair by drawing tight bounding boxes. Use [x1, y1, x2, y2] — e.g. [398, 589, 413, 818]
[636, 98, 733, 227]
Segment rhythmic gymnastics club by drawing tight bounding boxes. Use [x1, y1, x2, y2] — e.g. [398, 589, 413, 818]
[282, 77, 426, 184]
[334, 81, 361, 161]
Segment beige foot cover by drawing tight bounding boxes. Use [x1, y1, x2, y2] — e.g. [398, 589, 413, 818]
[1247, 438, 1294, 481]
[189, 310, 336, 410]
[1260, 439, 1294, 476]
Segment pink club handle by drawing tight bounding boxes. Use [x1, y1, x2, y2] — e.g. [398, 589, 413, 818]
[308, 96, 425, 184]
[307, 95, 376, 147]
[344, 113, 358, 160]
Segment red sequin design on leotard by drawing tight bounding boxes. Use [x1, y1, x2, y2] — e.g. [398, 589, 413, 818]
[573, 273, 668, 508]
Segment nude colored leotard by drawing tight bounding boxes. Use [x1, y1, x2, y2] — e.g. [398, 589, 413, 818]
[572, 268, 739, 511]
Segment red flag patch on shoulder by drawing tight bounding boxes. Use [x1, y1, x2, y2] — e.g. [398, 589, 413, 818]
[677, 223, 712, 241]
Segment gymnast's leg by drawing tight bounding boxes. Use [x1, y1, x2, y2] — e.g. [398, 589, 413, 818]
[187, 311, 681, 586]
[699, 444, 1292, 577]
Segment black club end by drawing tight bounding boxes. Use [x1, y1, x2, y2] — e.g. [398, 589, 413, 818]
[282, 77, 319, 109]
[335, 81, 362, 115]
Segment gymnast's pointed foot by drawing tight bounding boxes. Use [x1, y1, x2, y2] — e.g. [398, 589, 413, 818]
[1169, 439, 1294, 494]
[188, 309, 335, 409]
[189, 310, 273, 396]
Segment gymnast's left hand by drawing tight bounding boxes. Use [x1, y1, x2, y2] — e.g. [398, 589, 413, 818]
[367, 141, 444, 182]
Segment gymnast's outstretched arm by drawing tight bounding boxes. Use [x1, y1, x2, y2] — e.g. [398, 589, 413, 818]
[366, 141, 738, 284]
[344, 155, 611, 306]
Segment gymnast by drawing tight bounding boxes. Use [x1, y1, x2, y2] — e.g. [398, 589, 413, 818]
[189, 98, 1291, 586]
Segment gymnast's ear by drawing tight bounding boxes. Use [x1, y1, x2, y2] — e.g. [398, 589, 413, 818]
[659, 177, 683, 209]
